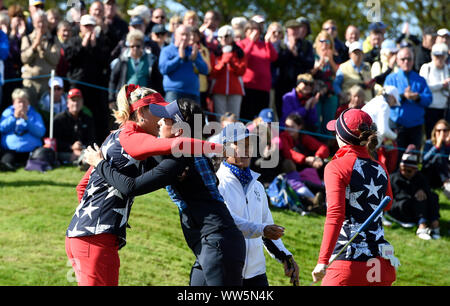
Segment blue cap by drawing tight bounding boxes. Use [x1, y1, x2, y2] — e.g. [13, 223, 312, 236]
[129, 16, 144, 26]
[258, 108, 274, 123]
[152, 24, 168, 34]
[221, 122, 255, 144]
[369, 22, 387, 32]
[149, 100, 184, 122]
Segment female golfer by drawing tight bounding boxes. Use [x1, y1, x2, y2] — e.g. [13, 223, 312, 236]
[83, 98, 246, 286]
[311, 108, 398, 286]
[65, 85, 220, 286]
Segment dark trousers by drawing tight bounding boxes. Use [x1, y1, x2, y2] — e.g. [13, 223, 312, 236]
[1, 150, 30, 166]
[390, 192, 440, 225]
[189, 230, 245, 286]
[243, 273, 269, 287]
[240, 88, 270, 121]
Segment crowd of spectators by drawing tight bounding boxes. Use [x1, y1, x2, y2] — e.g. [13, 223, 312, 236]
[0, 0, 448, 240]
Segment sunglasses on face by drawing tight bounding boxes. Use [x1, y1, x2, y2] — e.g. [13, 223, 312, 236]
[399, 57, 412, 62]
[436, 128, 450, 132]
[130, 45, 142, 49]
[218, 35, 230, 39]
[298, 79, 313, 86]
[154, 16, 165, 20]
[54, 87, 63, 91]
[324, 26, 337, 31]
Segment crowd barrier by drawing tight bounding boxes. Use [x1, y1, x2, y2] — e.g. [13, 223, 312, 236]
[3, 73, 448, 159]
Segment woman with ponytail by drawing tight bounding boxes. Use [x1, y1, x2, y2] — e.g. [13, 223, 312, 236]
[311, 108, 399, 286]
[66, 84, 220, 286]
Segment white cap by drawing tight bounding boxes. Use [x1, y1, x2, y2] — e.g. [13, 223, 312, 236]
[251, 15, 265, 23]
[218, 25, 234, 38]
[383, 85, 400, 106]
[80, 14, 96, 26]
[432, 42, 449, 56]
[348, 41, 363, 54]
[127, 5, 151, 22]
[381, 39, 399, 54]
[437, 28, 450, 37]
[48, 76, 63, 88]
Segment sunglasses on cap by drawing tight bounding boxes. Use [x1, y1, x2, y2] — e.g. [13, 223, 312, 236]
[319, 39, 331, 44]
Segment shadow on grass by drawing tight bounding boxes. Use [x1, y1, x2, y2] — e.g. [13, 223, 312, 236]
[0, 180, 77, 188]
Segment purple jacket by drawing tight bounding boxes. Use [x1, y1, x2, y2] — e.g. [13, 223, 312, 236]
[281, 89, 318, 129]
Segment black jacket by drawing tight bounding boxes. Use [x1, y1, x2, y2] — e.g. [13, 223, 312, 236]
[53, 110, 96, 153]
[108, 50, 162, 102]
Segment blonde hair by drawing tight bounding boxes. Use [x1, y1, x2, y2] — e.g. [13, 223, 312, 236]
[313, 30, 335, 53]
[114, 85, 158, 126]
[126, 29, 144, 44]
[12, 88, 29, 101]
[169, 15, 182, 32]
[183, 10, 198, 25]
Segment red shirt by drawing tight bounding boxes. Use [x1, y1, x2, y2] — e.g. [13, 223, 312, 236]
[236, 38, 278, 92]
[279, 131, 330, 165]
[318, 145, 393, 265]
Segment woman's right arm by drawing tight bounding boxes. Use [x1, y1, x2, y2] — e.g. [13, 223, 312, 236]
[94, 157, 187, 197]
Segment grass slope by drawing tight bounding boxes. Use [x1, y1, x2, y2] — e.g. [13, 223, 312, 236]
[0, 166, 449, 286]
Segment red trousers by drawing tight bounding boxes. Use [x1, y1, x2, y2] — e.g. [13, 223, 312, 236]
[322, 257, 396, 286]
[65, 234, 120, 286]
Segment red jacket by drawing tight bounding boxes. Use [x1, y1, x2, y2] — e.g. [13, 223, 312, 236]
[210, 50, 246, 96]
[236, 38, 278, 92]
[318, 145, 393, 265]
[279, 131, 330, 165]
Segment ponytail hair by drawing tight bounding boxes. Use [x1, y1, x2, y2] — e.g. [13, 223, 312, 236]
[113, 85, 158, 126]
[358, 122, 378, 153]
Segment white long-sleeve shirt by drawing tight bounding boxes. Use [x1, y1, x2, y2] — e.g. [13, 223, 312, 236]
[419, 62, 450, 109]
[216, 163, 291, 279]
[362, 95, 397, 147]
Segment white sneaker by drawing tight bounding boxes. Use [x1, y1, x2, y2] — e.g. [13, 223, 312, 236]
[431, 228, 441, 240]
[416, 228, 432, 240]
[384, 213, 415, 228]
[382, 215, 392, 227]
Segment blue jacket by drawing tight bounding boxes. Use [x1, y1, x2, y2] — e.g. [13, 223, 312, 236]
[158, 43, 208, 97]
[384, 69, 432, 128]
[0, 105, 46, 152]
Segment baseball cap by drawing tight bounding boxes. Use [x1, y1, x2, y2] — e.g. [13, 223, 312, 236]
[48, 76, 63, 88]
[296, 16, 311, 35]
[432, 43, 449, 56]
[148, 100, 183, 122]
[251, 15, 265, 24]
[400, 144, 419, 168]
[381, 39, 399, 54]
[258, 108, 274, 123]
[68, 88, 83, 99]
[368, 22, 387, 32]
[129, 16, 144, 27]
[326, 108, 375, 146]
[152, 24, 168, 34]
[221, 122, 255, 144]
[285, 19, 301, 29]
[437, 28, 450, 37]
[383, 85, 401, 106]
[80, 15, 96, 26]
[348, 41, 363, 54]
[127, 5, 151, 21]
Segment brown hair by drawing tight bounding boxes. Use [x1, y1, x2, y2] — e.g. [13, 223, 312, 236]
[431, 119, 450, 146]
[358, 123, 378, 153]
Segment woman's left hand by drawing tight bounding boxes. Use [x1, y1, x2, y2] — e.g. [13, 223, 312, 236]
[83, 143, 104, 167]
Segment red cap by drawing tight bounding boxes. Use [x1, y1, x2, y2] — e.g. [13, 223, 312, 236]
[68, 88, 83, 99]
[326, 108, 374, 145]
[129, 92, 168, 113]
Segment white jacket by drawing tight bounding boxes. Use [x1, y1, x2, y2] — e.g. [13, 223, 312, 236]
[420, 62, 450, 109]
[216, 163, 292, 279]
[362, 95, 397, 147]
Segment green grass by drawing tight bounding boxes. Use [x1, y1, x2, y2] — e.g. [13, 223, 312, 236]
[0, 166, 449, 286]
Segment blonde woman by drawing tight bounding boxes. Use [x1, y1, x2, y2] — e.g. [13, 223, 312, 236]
[183, 10, 199, 28]
[65, 85, 218, 286]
